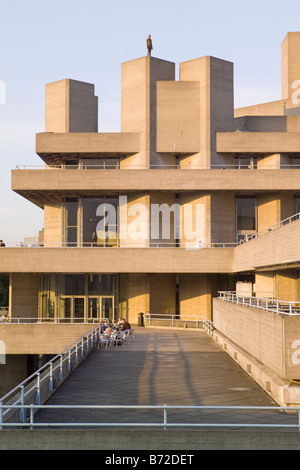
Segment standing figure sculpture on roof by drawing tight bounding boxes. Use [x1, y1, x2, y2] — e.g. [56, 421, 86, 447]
[147, 35, 153, 56]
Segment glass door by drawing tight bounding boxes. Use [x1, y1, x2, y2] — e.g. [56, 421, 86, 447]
[60, 297, 72, 323]
[60, 297, 85, 322]
[88, 297, 101, 323]
[101, 296, 114, 321]
[74, 297, 85, 323]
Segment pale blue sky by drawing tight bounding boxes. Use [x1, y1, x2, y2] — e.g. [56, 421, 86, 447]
[1, 0, 300, 242]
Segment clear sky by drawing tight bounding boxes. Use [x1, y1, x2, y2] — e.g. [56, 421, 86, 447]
[1, 0, 300, 243]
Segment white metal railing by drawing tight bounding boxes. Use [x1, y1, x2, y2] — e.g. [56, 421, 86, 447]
[238, 212, 300, 244]
[15, 164, 300, 170]
[1, 241, 236, 248]
[0, 317, 108, 324]
[218, 291, 300, 315]
[144, 314, 214, 334]
[0, 404, 299, 430]
[0, 324, 103, 423]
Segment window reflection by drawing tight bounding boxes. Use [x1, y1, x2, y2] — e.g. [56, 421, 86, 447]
[82, 196, 118, 247]
[65, 198, 78, 247]
[234, 155, 257, 169]
[236, 197, 256, 231]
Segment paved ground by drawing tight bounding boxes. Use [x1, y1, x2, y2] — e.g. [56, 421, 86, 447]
[35, 327, 297, 429]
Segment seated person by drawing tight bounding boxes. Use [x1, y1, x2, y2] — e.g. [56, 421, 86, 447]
[119, 318, 131, 331]
[103, 324, 114, 337]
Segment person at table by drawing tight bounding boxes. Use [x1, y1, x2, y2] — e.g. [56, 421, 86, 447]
[119, 318, 131, 331]
[103, 324, 114, 337]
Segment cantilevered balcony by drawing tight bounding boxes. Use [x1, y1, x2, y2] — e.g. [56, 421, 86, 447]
[36, 132, 140, 161]
[0, 246, 234, 274]
[234, 216, 300, 272]
[12, 167, 300, 207]
[217, 131, 300, 154]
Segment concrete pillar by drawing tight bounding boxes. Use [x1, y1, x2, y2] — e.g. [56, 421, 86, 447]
[180, 56, 234, 167]
[281, 32, 300, 106]
[119, 193, 150, 247]
[10, 274, 40, 321]
[276, 270, 299, 301]
[210, 192, 235, 244]
[0, 355, 29, 398]
[150, 274, 176, 315]
[255, 272, 275, 298]
[119, 274, 150, 324]
[121, 56, 175, 168]
[45, 79, 98, 133]
[179, 274, 215, 320]
[179, 193, 210, 247]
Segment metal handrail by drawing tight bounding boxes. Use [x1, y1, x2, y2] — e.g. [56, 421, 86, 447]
[0, 317, 107, 324]
[144, 314, 214, 335]
[15, 164, 300, 170]
[1, 404, 300, 430]
[1, 241, 236, 248]
[0, 324, 102, 416]
[218, 291, 300, 315]
[238, 212, 300, 244]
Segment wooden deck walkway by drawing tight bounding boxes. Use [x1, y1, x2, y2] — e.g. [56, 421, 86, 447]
[34, 327, 295, 429]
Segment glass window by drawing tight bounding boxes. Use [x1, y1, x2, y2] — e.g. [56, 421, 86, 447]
[65, 198, 78, 246]
[106, 158, 119, 169]
[234, 155, 257, 169]
[64, 159, 79, 169]
[293, 156, 300, 169]
[236, 197, 256, 231]
[295, 197, 300, 214]
[87, 274, 114, 295]
[82, 197, 105, 246]
[83, 196, 118, 247]
[82, 158, 104, 169]
[60, 275, 85, 296]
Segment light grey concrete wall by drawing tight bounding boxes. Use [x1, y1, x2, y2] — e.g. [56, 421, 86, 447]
[1, 429, 300, 450]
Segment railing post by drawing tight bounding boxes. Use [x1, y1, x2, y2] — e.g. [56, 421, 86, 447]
[59, 355, 63, 380]
[75, 344, 78, 364]
[163, 404, 168, 430]
[19, 385, 25, 423]
[29, 404, 34, 430]
[35, 373, 41, 405]
[81, 339, 84, 358]
[298, 408, 300, 432]
[67, 349, 72, 372]
[172, 315, 174, 327]
[48, 363, 53, 391]
[0, 401, 3, 430]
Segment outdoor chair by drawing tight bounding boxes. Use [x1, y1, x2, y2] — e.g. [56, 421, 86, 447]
[97, 334, 112, 350]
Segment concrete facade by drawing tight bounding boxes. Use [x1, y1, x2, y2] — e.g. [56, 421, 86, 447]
[3, 32, 300, 401]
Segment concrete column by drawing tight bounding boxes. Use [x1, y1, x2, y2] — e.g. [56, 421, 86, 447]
[281, 32, 300, 106]
[121, 56, 175, 168]
[276, 270, 299, 301]
[10, 274, 40, 321]
[45, 79, 98, 133]
[150, 274, 176, 315]
[0, 355, 29, 398]
[255, 272, 275, 298]
[180, 56, 234, 167]
[179, 273, 215, 320]
[119, 274, 150, 324]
